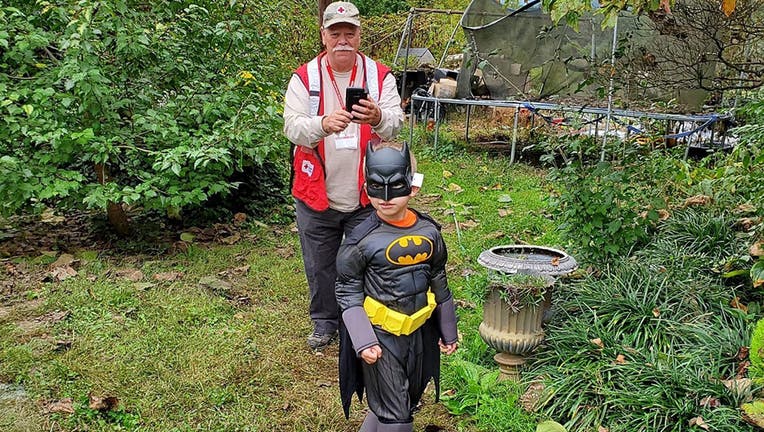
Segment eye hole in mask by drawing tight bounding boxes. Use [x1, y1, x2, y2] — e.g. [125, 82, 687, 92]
[390, 181, 407, 191]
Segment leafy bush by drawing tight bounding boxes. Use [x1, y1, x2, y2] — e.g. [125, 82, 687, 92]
[547, 160, 663, 266]
[751, 318, 764, 385]
[440, 359, 537, 431]
[0, 1, 288, 223]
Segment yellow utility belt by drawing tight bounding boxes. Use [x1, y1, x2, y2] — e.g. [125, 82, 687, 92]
[363, 290, 436, 336]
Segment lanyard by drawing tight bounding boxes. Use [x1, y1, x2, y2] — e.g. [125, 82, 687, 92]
[326, 56, 359, 111]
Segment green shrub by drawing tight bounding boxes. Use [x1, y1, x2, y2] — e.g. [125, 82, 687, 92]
[0, 1, 288, 223]
[547, 160, 661, 267]
[440, 359, 537, 431]
[752, 318, 764, 384]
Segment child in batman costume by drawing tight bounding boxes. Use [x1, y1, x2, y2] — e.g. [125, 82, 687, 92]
[335, 142, 459, 432]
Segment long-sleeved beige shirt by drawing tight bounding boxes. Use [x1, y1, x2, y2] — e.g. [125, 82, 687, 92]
[284, 53, 404, 212]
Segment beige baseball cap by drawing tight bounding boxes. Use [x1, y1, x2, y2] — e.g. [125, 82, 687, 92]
[323, 2, 361, 28]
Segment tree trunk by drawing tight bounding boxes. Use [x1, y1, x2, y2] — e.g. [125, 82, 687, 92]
[95, 163, 131, 236]
[317, 0, 331, 47]
[318, 0, 331, 28]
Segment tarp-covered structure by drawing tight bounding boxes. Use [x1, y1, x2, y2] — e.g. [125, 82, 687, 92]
[457, 0, 716, 109]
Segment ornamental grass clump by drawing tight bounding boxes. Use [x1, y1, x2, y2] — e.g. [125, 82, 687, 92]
[488, 272, 553, 313]
[528, 207, 758, 432]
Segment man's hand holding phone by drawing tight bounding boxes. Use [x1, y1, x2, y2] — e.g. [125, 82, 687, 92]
[345, 87, 381, 126]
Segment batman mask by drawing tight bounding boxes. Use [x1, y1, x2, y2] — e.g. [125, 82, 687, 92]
[364, 142, 412, 201]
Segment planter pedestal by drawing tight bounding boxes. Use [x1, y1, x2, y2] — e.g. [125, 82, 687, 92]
[477, 245, 577, 380]
[494, 353, 525, 381]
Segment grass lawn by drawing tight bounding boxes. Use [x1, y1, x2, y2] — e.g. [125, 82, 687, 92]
[1, 144, 559, 431]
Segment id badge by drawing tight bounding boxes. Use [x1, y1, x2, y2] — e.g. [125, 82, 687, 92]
[334, 124, 359, 150]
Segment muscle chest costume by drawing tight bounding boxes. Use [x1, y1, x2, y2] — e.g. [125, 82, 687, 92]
[290, 52, 391, 212]
[336, 210, 458, 423]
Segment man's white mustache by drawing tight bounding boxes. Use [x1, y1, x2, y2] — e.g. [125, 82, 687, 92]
[333, 46, 355, 52]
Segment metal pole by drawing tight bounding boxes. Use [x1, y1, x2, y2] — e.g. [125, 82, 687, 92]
[510, 107, 520, 164]
[399, 9, 415, 101]
[465, 104, 472, 144]
[409, 95, 416, 145]
[600, 19, 619, 162]
[438, 12, 464, 68]
[433, 100, 441, 152]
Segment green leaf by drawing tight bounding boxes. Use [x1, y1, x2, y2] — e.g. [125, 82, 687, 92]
[752, 260, 764, 288]
[180, 232, 195, 242]
[537, 420, 567, 432]
[22, 104, 34, 116]
[497, 194, 513, 203]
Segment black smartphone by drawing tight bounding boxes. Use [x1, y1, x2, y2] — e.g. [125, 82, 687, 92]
[345, 87, 367, 113]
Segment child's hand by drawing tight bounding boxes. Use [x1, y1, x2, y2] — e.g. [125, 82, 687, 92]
[361, 345, 383, 364]
[439, 339, 458, 355]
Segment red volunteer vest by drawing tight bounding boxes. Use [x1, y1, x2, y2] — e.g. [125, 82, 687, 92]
[291, 52, 391, 212]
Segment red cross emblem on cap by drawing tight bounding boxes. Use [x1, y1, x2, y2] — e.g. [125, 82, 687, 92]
[337, 6, 346, 14]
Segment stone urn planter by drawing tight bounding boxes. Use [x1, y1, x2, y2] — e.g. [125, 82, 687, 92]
[477, 245, 577, 380]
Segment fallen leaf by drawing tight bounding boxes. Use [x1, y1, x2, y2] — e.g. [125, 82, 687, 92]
[48, 265, 78, 281]
[736, 217, 761, 231]
[658, 209, 670, 220]
[722, 377, 751, 396]
[442, 170, 453, 178]
[750, 241, 763, 257]
[689, 416, 710, 430]
[653, 307, 661, 317]
[737, 346, 750, 361]
[479, 183, 503, 192]
[134, 282, 155, 291]
[233, 212, 247, 225]
[40, 209, 65, 224]
[115, 268, 144, 282]
[735, 203, 757, 214]
[153, 271, 183, 282]
[700, 396, 721, 408]
[282, 402, 291, 410]
[487, 231, 506, 239]
[198, 276, 232, 293]
[519, 381, 544, 411]
[179, 232, 196, 242]
[721, 0, 736, 16]
[498, 208, 511, 217]
[446, 183, 463, 193]
[51, 253, 77, 268]
[218, 265, 251, 278]
[89, 394, 119, 411]
[684, 195, 712, 207]
[598, 427, 609, 432]
[45, 398, 74, 414]
[730, 297, 748, 313]
[614, 354, 627, 364]
[497, 194, 513, 203]
[220, 233, 241, 245]
[460, 220, 479, 230]
[551, 257, 560, 266]
[590, 338, 604, 349]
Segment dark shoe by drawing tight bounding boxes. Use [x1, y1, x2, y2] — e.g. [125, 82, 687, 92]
[307, 330, 337, 350]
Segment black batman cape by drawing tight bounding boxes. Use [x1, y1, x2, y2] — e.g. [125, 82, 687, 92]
[339, 318, 441, 419]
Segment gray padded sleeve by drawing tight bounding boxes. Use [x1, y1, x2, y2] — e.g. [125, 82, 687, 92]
[342, 306, 379, 356]
[436, 297, 458, 345]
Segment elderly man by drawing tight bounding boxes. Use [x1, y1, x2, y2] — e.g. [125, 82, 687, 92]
[283, 1, 404, 350]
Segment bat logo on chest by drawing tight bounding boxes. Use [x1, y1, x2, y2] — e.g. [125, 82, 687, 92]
[385, 235, 434, 265]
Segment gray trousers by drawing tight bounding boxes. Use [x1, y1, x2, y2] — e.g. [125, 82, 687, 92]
[295, 200, 373, 334]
